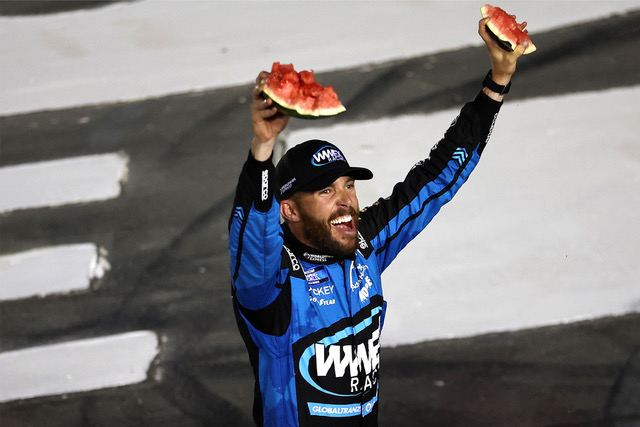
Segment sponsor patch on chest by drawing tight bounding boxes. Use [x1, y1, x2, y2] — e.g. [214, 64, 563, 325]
[304, 266, 329, 285]
[305, 266, 335, 306]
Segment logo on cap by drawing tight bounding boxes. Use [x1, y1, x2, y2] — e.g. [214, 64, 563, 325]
[311, 146, 346, 167]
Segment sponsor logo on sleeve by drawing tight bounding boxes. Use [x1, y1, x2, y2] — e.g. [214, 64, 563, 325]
[261, 169, 269, 201]
[357, 232, 368, 251]
[452, 147, 468, 166]
[486, 112, 498, 143]
[233, 207, 244, 221]
[283, 245, 301, 272]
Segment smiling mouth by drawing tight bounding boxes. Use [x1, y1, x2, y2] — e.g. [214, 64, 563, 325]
[330, 214, 356, 234]
[330, 214, 352, 226]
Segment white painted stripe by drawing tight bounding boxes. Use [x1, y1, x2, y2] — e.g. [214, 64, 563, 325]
[0, 331, 158, 402]
[0, 244, 110, 301]
[286, 86, 640, 346]
[1, 1, 637, 115]
[0, 152, 128, 213]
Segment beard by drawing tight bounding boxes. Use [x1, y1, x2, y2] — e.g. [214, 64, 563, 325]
[298, 206, 359, 257]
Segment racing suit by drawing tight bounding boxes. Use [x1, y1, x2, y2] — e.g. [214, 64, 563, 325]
[229, 90, 502, 426]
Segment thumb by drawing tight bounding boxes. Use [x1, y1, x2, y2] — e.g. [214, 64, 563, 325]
[514, 41, 528, 56]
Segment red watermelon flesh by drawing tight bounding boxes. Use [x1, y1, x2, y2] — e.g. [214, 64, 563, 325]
[481, 4, 536, 54]
[262, 62, 346, 118]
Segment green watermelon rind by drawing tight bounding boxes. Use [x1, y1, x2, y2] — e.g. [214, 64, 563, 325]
[481, 5, 536, 55]
[261, 88, 346, 120]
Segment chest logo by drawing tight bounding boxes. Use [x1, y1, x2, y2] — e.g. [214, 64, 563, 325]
[349, 262, 374, 303]
[306, 266, 335, 307]
[298, 306, 382, 397]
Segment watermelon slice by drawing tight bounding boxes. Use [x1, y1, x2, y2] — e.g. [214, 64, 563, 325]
[261, 62, 346, 119]
[481, 4, 536, 54]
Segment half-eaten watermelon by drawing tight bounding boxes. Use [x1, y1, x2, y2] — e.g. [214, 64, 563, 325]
[262, 62, 346, 119]
[481, 4, 536, 54]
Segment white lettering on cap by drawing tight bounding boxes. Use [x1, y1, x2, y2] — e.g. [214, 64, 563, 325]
[280, 177, 296, 195]
[311, 146, 346, 166]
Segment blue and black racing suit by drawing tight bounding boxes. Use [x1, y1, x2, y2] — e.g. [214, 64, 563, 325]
[229, 90, 502, 426]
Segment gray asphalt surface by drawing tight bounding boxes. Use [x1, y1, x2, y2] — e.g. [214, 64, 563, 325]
[1, 4, 640, 426]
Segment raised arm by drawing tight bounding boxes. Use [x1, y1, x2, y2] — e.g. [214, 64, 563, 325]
[227, 71, 292, 310]
[360, 18, 529, 270]
[250, 71, 290, 161]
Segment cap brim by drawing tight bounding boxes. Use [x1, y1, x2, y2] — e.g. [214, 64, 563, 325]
[298, 166, 373, 193]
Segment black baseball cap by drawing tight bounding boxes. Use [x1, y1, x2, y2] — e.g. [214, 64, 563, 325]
[275, 139, 373, 201]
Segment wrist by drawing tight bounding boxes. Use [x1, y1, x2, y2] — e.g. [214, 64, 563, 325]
[483, 70, 511, 95]
[482, 87, 504, 102]
[251, 136, 275, 162]
[491, 72, 511, 86]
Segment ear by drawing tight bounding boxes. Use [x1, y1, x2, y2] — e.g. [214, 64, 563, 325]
[280, 199, 301, 223]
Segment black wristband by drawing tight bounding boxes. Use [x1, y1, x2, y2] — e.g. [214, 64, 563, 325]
[483, 70, 511, 95]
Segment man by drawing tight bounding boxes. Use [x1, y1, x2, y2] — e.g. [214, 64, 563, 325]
[229, 18, 528, 427]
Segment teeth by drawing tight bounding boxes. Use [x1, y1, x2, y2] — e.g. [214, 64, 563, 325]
[330, 215, 352, 225]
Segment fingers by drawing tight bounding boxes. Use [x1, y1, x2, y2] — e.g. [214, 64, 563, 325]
[479, 17, 527, 60]
[251, 71, 275, 114]
[512, 41, 528, 58]
[479, 17, 529, 59]
[253, 71, 269, 96]
[478, 17, 504, 52]
[255, 71, 269, 85]
[260, 104, 279, 120]
[478, 17, 491, 43]
[250, 95, 279, 122]
[251, 71, 269, 110]
[251, 96, 278, 119]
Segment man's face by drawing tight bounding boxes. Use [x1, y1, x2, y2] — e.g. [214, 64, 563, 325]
[293, 176, 360, 257]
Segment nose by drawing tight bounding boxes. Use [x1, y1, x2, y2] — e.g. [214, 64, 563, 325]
[336, 187, 353, 207]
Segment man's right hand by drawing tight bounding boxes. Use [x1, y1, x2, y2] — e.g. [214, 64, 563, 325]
[250, 71, 290, 161]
